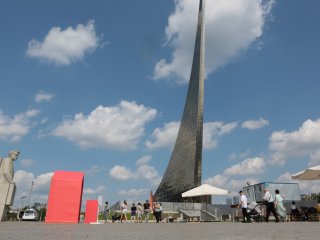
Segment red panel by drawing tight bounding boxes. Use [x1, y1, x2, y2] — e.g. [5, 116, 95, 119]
[84, 200, 98, 224]
[45, 171, 84, 223]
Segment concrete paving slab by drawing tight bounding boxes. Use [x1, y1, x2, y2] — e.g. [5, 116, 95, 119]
[0, 221, 319, 240]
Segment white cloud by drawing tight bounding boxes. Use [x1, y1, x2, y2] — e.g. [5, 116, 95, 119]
[242, 117, 269, 130]
[35, 91, 55, 103]
[229, 149, 251, 161]
[20, 159, 36, 168]
[153, 0, 275, 83]
[35, 172, 54, 192]
[0, 109, 40, 142]
[85, 165, 102, 176]
[277, 172, 320, 194]
[13, 170, 53, 206]
[27, 20, 102, 65]
[145, 121, 179, 149]
[269, 119, 320, 165]
[224, 157, 266, 176]
[136, 155, 152, 166]
[203, 121, 238, 149]
[309, 151, 320, 167]
[135, 156, 161, 186]
[109, 156, 161, 186]
[52, 101, 157, 150]
[83, 185, 105, 195]
[25, 109, 40, 117]
[13, 170, 34, 196]
[146, 121, 237, 150]
[204, 174, 259, 196]
[204, 157, 263, 195]
[228, 178, 260, 194]
[118, 188, 149, 197]
[40, 118, 49, 125]
[109, 165, 135, 181]
[204, 174, 228, 188]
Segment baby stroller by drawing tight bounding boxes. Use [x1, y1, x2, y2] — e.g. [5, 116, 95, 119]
[247, 202, 263, 223]
[111, 212, 121, 222]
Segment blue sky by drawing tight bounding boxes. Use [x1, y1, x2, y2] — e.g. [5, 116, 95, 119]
[1, 0, 320, 208]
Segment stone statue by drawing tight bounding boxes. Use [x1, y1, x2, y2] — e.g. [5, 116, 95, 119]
[0, 150, 20, 221]
[0, 150, 20, 184]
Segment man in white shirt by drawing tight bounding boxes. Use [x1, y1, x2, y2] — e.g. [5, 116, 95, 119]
[263, 188, 279, 222]
[238, 191, 251, 223]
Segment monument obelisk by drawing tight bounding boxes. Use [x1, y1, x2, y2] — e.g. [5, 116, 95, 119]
[154, 0, 206, 202]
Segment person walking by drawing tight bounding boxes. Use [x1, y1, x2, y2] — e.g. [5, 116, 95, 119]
[137, 202, 143, 223]
[263, 188, 279, 222]
[143, 200, 150, 223]
[120, 200, 128, 223]
[130, 203, 137, 223]
[238, 191, 251, 223]
[274, 189, 287, 221]
[103, 201, 109, 222]
[153, 199, 162, 223]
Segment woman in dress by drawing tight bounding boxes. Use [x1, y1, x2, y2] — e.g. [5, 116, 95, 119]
[274, 189, 287, 221]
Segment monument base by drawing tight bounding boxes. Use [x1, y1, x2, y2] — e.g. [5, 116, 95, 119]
[0, 205, 9, 221]
[0, 183, 16, 221]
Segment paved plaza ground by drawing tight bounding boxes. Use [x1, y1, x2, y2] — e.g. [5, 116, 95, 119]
[0, 221, 319, 240]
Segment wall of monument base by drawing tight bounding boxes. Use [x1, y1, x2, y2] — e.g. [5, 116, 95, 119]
[0, 183, 16, 221]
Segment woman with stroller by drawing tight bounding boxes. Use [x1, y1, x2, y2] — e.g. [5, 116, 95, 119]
[274, 189, 287, 221]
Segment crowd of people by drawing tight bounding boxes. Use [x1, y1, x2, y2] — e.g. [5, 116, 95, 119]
[238, 188, 317, 223]
[102, 189, 317, 224]
[104, 199, 163, 223]
[238, 188, 289, 223]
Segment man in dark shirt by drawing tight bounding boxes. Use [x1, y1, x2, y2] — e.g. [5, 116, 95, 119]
[143, 200, 150, 223]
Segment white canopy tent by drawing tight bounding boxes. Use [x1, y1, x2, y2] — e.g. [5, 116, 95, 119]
[182, 184, 228, 198]
[291, 165, 320, 180]
[182, 184, 229, 221]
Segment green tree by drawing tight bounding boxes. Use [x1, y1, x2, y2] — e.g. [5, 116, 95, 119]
[301, 192, 320, 203]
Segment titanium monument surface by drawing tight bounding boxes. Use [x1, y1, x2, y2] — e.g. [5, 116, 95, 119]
[154, 0, 206, 202]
